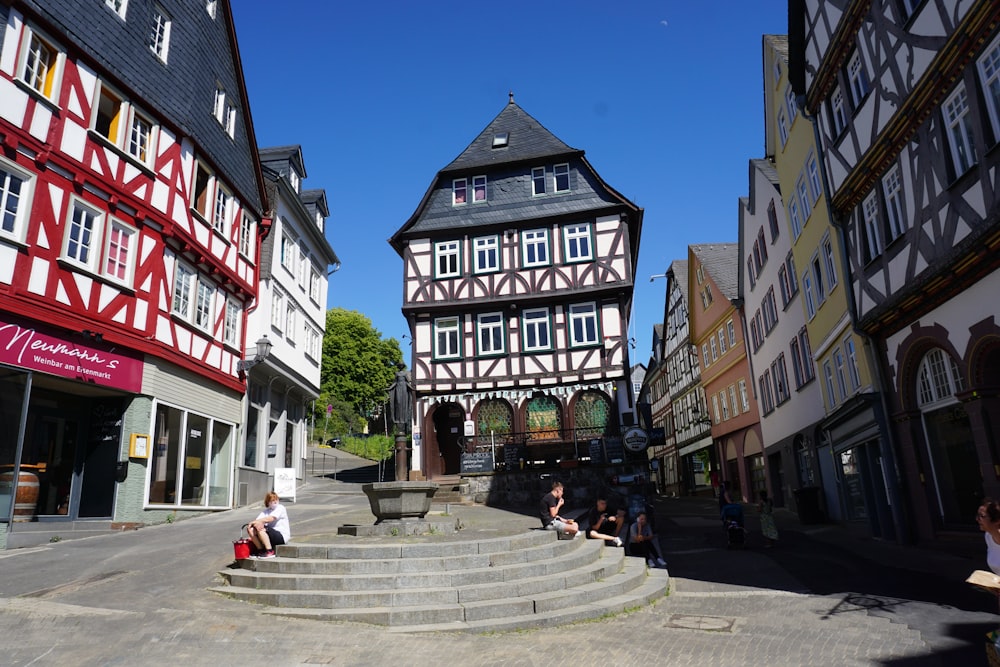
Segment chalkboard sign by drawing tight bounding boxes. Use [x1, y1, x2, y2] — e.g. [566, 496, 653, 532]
[460, 452, 495, 474]
[588, 439, 604, 464]
[503, 444, 522, 471]
[604, 436, 625, 464]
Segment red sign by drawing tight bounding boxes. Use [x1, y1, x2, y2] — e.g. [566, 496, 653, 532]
[0, 317, 143, 393]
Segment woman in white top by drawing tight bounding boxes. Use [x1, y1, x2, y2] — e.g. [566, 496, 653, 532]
[247, 491, 290, 559]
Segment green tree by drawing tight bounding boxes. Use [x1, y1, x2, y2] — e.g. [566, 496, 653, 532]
[318, 308, 402, 435]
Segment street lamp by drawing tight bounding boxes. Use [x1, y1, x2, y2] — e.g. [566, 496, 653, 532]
[237, 335, 273, 373]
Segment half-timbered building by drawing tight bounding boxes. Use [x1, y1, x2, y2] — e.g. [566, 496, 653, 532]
[790, 0, 1000, 541]
[0, 0, 266, 546]
[390, 97, 643, 482]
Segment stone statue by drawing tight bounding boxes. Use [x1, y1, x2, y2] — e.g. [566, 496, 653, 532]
[387, 363, 413, 434]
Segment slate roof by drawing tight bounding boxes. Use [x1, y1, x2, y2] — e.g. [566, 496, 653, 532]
[15, 0, 265, 215]
[390, 98, 642, 253]
[690, 243, 739, 301]
[259, 145, 307, 182]
[669, 259, 689, 308]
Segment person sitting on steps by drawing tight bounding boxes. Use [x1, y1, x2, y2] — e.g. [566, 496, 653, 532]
[247, 491, 290, 559]
[587, 495, 626, 547]
[539, 481, 581, 538]
[627, 511, 668, 568]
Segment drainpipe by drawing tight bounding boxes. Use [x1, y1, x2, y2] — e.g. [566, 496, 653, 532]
[801, 98, 910, 544]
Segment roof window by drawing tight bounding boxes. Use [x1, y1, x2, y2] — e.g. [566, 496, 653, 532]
[492, 132, 509, 148]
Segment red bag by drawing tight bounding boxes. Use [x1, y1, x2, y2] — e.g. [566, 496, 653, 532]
[233, 523, 252, 560]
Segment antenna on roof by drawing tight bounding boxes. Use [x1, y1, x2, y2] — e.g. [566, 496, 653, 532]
[509, 90, 514, 104]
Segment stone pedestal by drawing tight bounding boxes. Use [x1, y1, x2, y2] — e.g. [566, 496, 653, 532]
[362, 481, 438, 524]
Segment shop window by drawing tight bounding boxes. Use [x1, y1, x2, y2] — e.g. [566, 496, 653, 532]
[574, 391, 612, 438]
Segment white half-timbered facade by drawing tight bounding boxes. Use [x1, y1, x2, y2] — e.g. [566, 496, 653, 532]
[390, 97, 643, 480]
[791, 0, 1000, 540]
[0, 1, 266, 543]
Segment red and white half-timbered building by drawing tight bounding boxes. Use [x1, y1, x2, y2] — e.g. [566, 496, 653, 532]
[0, 0, 266, 545]
[390, 98, 643, 482]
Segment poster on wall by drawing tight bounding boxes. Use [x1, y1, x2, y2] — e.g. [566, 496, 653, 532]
[273, 468, 296, 502]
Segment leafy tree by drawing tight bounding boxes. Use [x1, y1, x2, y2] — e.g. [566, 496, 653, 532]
[317, 308, 402, 436]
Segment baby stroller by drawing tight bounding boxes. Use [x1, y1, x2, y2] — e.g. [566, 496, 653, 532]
[721, 504, 745, 549]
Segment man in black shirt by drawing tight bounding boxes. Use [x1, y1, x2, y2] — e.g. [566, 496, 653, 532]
[587, 495, 626, 546]
[538, 481, 580, 538]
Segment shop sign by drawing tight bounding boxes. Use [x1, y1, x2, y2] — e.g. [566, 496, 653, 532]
[0, 317, 143, 393]
[623, 427, 650, 453]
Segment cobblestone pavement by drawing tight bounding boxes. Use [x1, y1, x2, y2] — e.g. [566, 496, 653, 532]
[0, 449, 995, 666]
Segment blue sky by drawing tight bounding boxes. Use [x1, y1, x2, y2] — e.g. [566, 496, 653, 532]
[231, 1, 789, 363]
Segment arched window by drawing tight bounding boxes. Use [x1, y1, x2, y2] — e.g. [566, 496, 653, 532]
[574, 390, 612, 437]
[475, 399, 513, 446]
[916, 348, 964, 407]
[526, 395, 561, 440]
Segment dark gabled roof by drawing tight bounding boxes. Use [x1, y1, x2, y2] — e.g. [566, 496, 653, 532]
[390, 98, 642, 255]
[691, 243, 739, 301]
[669, 259, 689, 307]
[442, 96, 582, 174]
[749, 158, 780, 211]
[18, 0, 265, 216]
[300, 189, 329, 218]
[259, 145, 307, 181]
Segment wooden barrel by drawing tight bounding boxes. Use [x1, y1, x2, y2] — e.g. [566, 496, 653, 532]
[0, 470, 39, 521]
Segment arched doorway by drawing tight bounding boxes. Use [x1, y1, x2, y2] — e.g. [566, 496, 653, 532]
[430, 402, 465, 478]
[917, 348, 980, 527]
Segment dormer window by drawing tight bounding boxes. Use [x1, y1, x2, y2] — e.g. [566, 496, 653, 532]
[289, 169, 300, 193]
[472, 175, 487, 203]
[554, 163, 570, 192]
[453, 178, 467, 205]
[492, 132, 509, 148]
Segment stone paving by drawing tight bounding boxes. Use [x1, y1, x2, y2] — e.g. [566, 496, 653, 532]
[0, 448, 995, 666]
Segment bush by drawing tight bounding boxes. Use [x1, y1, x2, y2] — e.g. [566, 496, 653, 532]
[339, 435, 394, 462]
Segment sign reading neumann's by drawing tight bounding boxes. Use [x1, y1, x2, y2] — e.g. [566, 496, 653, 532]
[0, 318, 143, 393]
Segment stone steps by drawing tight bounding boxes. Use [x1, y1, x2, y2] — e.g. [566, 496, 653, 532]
[212, 530, 669, 632]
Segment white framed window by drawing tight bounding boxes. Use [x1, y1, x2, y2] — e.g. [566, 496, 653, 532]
[92, 81, 158, 165]
[563, 223, 592, 262]
[767, 201, 780, 242]
[738, 379, 750, 412]
[944, 85, 978, 175]
[798, 177, 812, 221]
[531, 167, 546, 196]
[883, 166, 906, 240]
[823, 360, 838, 409]
[297, 246, 308, 288]
[568, 303, 599, 347]
[285, 304, 297, 343]
[845, 337, 862, 390]
[305, 323, 321, 361]
[105, 0, 128, 19]
[847, 51, 870, 106]
[822, 235, 837, 289]
[728, 385, 739, 417]
[785, 84, 797, 121]
[778, 110, 789, 146]
[807, 154, 822, 203]
[224, 299, 240, 346]
[763, 287, 778, 333]
[834, 348, 849, 400]
[522, 228, 550, 267]
[213, 86, 227, 125]
[719, 391, 730, 420]
[434, 317, 461, 359]
[270, 290, 284, 331]
[916, 348, 964, 406]
[452, 178, 468, 205]
[239, 213, 254, 259]
[280, 232, 298, 275]
[790, 336, 805, 388]
[473, 235, 499, 273]
[149, 5, 171, 62]
[862, 192, 884, 262]
[803, 270, 816, 319]
[702, 344, 711, 367]
[472, 175, 487, 203]
[774, 354, 790, 404]
[727, 320, 736, 347]
[830, 86, 847, 136]
[309, 266, 321, 304]
[712, 394, 721, 423]
[0, 157, 33, 243]
[980, 35, 1000, 140]
[522, 308, 551, 352]
[63, 198, 103, 272]
[223, 102, 236, 139]
[194, 277, 213, 331]
[760, 370, 774, 415]
[103, 217, 137, 286]
[710, 336, 718, 361]
[213, 184, 232, 235]
[811, 254, 826, 303]
[788, 197, 802, 239]
[172, 262, 195, 319]
[799, 328, 815, 382]
[554, 163, 570, 192]
[435, 240, 461, 278]
[19, 26, 62, 101]
[476, 312, 505, 356]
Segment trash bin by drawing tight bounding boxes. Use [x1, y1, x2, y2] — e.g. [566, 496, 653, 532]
[793, 486, 824, 524]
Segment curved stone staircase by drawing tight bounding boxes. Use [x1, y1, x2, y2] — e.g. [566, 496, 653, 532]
[212, 530, 669, 633]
